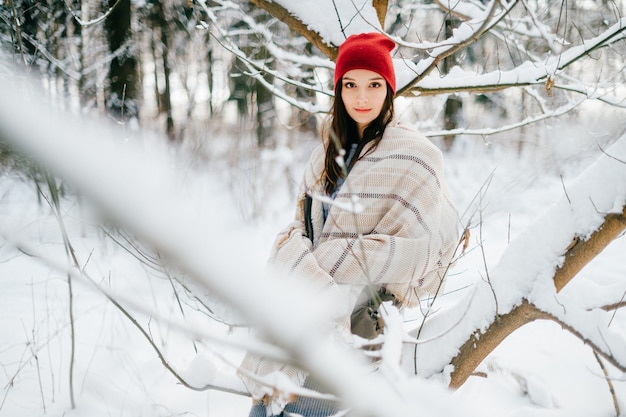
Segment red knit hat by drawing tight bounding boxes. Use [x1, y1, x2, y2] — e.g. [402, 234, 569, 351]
[334, 32, 397, 95]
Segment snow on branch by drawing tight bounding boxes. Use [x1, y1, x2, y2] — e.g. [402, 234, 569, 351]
[404, 16, 626, 96]
[269, 0, 383, 47]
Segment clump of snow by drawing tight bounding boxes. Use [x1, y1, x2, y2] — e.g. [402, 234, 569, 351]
[274, 0, 382, 47]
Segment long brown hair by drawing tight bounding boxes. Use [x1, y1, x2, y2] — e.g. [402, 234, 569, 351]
[322, 82, 395, 195]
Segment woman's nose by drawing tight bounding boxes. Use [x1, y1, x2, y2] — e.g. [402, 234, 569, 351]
[356, 89, 368, 103]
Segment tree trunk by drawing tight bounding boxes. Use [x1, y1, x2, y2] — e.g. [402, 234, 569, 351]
[442, 16, 462, 151]
[149, 0, 175, 141]
[253, 44, 274, 147]
[206, 46, 214, 117]
[104, 0, 139, 122]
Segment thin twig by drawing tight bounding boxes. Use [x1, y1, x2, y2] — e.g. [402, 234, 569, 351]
[28, 279, 47, 413]
[479, 200, 498, 316]
[560, 174, 572, 206]
[608, 290, 626, 327]
[592, 349, 621, 417]
[41, 174, 76, 409]
[598, 141, 626, 165]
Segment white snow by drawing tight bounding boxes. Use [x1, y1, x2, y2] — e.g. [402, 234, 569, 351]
[273, 0, 382, 47]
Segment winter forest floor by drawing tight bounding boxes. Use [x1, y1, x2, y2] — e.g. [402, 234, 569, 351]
[1, 109, 626, 416]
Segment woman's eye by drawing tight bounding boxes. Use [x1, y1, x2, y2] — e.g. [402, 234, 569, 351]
[344, 82, 356, 88]
[370, 82, 381, 88]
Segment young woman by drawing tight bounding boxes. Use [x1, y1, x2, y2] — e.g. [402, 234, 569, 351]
[240, 32, 461, 417]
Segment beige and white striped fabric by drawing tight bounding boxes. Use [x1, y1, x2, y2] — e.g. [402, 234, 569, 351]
[273, 123, 460, 305]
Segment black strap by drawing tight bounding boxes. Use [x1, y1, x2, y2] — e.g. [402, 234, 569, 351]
[303, 195, 314, 242]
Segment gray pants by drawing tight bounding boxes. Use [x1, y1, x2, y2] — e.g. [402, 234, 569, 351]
[247, 377, 340, 417]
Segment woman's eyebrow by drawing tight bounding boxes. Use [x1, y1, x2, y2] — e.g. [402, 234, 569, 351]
[342, 76, 384, 81]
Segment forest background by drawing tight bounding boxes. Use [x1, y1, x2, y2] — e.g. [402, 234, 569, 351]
[1, 1, 626, 416]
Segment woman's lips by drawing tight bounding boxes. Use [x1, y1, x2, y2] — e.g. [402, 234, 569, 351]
[354, 108, 371, 113]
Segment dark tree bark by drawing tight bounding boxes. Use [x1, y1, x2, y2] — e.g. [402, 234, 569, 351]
[442, 15, 463, 151]
[148, 0, 175, 140]
[227, 6, 276, 148]
[104, 0, 139, 122]
[253, 42, 274, 148]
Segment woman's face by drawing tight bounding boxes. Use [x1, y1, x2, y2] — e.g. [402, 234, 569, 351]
[340, 69, 388, 138]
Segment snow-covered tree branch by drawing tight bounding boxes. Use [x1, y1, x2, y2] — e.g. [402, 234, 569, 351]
[406, 131, 626, 387]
